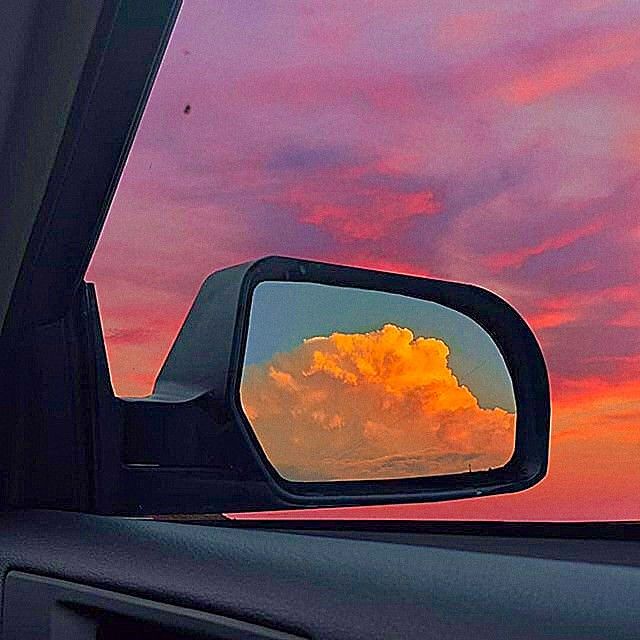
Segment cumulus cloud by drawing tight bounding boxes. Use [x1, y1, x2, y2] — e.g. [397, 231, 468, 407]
[240, 324, 515, 481]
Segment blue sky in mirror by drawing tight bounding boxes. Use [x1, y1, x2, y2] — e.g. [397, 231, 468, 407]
[244, 282, 515, 412]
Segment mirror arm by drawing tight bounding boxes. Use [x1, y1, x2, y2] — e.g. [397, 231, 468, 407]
[121, 396, 257, 471]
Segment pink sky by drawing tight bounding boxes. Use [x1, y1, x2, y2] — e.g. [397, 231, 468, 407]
[87, 0, 640, 520]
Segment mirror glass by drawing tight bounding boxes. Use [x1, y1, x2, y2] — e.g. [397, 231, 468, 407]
[240, 282, 516, 482]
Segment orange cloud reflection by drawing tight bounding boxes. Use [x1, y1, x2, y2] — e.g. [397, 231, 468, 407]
[240, 324, 515, 482]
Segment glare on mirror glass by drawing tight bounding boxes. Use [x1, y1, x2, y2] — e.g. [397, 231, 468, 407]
[240, 282, 516, 482]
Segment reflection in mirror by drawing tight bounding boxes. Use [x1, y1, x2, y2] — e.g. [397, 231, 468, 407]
[240, 282, 516, 482]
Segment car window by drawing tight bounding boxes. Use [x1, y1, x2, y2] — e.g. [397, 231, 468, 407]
[87, 0, 640, 521]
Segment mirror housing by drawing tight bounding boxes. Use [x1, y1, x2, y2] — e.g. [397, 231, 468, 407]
[115, 256, 550, 514]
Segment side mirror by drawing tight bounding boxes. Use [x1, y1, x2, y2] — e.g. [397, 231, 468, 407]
[119, 257, 550, 514]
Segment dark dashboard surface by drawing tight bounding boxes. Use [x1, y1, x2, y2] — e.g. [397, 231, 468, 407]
[0, 510, 639, 639]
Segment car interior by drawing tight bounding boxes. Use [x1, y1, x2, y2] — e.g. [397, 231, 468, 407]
[1, 2, 639, 639]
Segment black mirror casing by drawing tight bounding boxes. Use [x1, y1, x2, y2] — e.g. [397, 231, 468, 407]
[116, 256, 550, 514]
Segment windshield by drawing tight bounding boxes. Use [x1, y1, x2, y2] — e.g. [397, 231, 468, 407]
[87, 0, 640, 521]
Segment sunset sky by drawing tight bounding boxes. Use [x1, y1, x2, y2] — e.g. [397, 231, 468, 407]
[86, 0, 640, 520]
